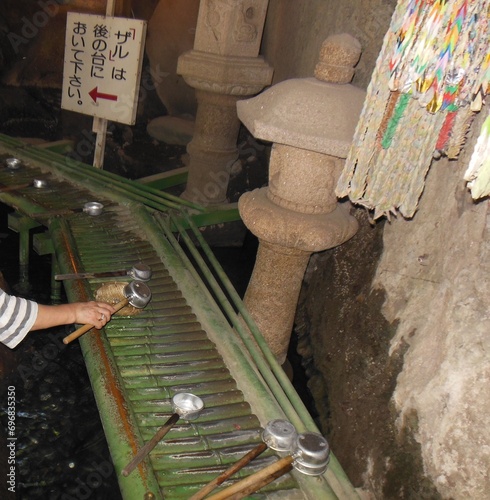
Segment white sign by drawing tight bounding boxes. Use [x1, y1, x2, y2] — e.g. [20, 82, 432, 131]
[61, 12, 147, 125]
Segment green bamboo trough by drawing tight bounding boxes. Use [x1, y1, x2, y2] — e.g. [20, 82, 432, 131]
[0, 134, 358, 499]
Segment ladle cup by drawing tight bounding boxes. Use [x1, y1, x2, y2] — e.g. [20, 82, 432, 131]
[26, 201, 105, 219]
[32, 178, 48, 188]
[83, 201, 104, 216]
[189, 419, 297, 500]
[54, 262, 152, 282]
[4, 157, 22, 170]
[205, 432, 330, 500]
[62, 280, 151, 345]
[262, 419, 298, 453]
[122, 392, 204, 477]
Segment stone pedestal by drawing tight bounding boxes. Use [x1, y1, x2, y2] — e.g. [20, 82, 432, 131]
[237, 33, 366, 364]
[239, 145, 359, 364]
[177, 0, 273, 204]
[243, 241, 311, 359]
[184, 91, 241, 203]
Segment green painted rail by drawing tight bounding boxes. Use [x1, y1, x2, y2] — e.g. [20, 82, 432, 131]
[0, 134, 359, 500]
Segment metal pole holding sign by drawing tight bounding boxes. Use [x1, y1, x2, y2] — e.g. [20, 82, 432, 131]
[61, 1, 147, 169]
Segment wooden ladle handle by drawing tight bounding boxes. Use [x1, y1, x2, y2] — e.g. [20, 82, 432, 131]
[189, 442, 267, 500]
[206, 456, 294, 500]
[121, 413, 180, 477]
[0, 183, 30, 193]
[227, 462, 294, 500]
[62, 297, 129, 344]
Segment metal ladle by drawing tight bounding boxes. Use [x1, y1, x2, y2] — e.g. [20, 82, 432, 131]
[206, 432, 330, 500]
[0, 178, 48, 193]
[62, 280, 152, 345]
[54, 263, 152, 282]
[189, 419, 297, 500]
[4, 157, 22, 170]
[82, 201, 104, 216]
[26, 201, 105, 219]
[122, 392, 204, 477]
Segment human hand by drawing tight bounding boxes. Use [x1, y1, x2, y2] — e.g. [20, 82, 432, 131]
[72, 301, 117, 329]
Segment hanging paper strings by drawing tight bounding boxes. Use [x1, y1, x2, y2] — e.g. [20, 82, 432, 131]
[337, 0, 490, 218]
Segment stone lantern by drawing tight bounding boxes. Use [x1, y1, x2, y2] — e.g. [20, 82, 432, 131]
[237, 33, 366, 365]
[177, 0, 273, 205]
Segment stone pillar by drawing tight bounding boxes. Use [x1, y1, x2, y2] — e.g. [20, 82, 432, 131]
[177, 0, 273, 205]
[237, 34, 367, 364]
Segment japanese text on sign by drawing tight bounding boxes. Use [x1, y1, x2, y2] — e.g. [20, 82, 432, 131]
[62, 13, 147, 125]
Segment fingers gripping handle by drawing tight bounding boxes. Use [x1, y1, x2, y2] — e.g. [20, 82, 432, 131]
[62, 297, 129, 344]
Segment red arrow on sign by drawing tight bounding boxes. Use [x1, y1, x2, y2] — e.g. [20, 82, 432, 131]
[89, 87, 118, 103]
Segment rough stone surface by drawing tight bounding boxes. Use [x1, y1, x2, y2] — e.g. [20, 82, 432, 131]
[255, 3, 490, 497]
[295, 207, 442, 499]
[1, 1, 106, 88]
[177, 51, 274, 96]
[374, 137, 490, 498]
[193, 0, 269, 57]
[181, 91, 241, 204]
[267, 144, 341, 214]
[239, 189, 358, 252]
[237, 78, 366, 157]
[5, 1, 485, 497]
[296, 102, 490, 499]
[239, 33, 363, 367]
[315, 33, 362, 83]
[244, 241, 311, 365]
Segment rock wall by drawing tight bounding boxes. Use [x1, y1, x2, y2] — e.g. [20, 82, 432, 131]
[296, 118, 490, 498]
[262, 0, 396, 88]
[373, 118, 490, 498]
[273, 1, 490, 498]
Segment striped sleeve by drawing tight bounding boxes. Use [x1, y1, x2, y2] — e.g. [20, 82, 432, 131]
[0, 290, 38, 348]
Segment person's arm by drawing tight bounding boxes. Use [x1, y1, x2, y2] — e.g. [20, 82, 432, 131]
[0, 291, 37, 348]
[1, 289, 116, 348]
[33, 301, 116, 331]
